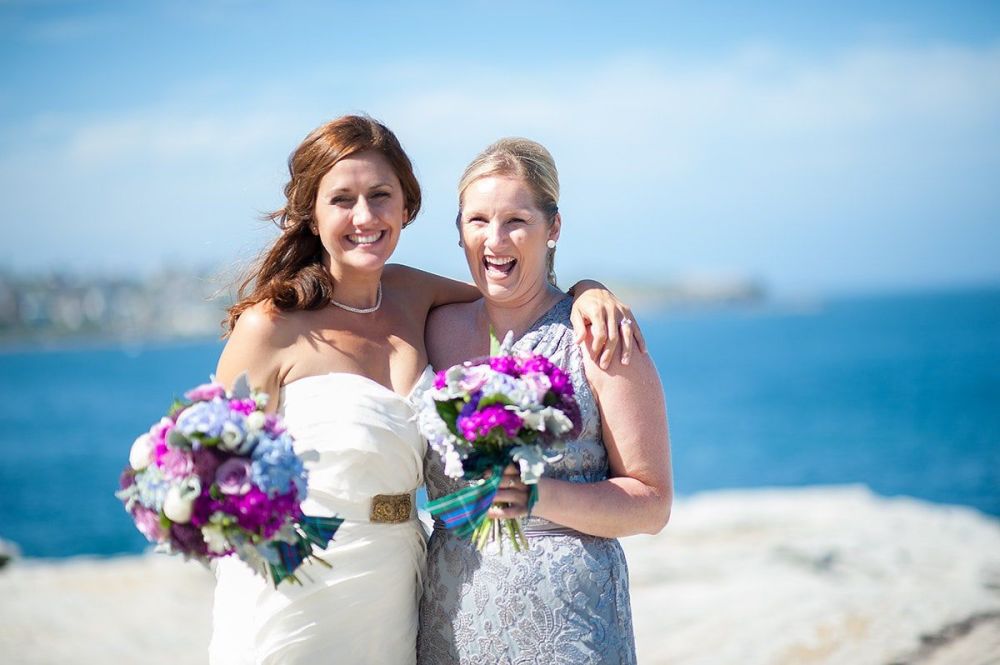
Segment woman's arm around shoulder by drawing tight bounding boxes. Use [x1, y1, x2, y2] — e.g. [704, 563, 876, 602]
[532, 328, 673, 537]
[215, 301, 296, 413]
[383, 263, 480, 312]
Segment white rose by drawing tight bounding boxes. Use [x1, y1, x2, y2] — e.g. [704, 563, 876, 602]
[219, 421, 245, 451]
[129, 433, 155, 470]
[163, 485, 195, 523]
[245, 411, 266, 432]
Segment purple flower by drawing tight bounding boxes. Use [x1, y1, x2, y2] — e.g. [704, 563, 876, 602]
[229, 398, 256, 416]
[434, 370, 448, 389]
[158, 447, 194, 480]
[459, 392, 482, 420]
[458, 404, 523, 441]
[119, 469, 136, 491]
[132, 505, 165, 542]
[489, 356, 521, 377]
[185, 382, 226, 402]
[519, 355, 555, 376]
[208, 487, 300, 537]
[216, 458, 253, 496]
[191, 447, 224, 487]
[170, 523, 208, 556]
[263, 414, 286, 436]
[547, 366, 574, 398]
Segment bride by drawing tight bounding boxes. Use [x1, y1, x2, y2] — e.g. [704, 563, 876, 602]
[207, 115, 640, 664]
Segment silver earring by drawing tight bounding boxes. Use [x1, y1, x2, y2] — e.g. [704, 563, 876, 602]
[546, 239, 556, 249]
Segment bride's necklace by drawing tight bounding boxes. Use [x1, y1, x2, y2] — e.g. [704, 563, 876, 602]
[330, 282, 382, 314]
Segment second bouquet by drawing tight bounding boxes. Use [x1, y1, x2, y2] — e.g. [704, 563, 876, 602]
[417, 334, 581, 551]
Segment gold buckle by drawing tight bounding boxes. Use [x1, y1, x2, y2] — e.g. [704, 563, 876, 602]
[370, 493, 412, 524]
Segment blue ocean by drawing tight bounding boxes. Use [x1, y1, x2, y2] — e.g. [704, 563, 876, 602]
[1, 286, 998, 558]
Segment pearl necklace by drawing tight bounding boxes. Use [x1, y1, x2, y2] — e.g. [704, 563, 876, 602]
[330, 282, 382, 314]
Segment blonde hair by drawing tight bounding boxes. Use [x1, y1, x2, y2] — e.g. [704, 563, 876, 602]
[457, 137, 560, 285]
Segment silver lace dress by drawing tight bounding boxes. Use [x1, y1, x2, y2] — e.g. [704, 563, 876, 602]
[417, 296, 637, 665]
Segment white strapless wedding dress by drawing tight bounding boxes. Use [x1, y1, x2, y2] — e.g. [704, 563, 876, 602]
[210, 368, 432, 664]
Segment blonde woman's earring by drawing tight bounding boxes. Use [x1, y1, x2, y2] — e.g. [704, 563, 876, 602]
[546, 239, 556, 249]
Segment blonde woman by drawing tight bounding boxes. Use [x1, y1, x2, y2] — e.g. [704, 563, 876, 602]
[419, 138, 672, 664]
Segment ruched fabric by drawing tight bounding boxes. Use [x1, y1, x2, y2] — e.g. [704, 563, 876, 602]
[211, 369, 432, 665]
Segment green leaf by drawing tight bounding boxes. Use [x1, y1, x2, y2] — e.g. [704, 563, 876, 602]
[434, 399, 462, 435]
[477, 393, 514, 409]
[489, 325, 501, 356]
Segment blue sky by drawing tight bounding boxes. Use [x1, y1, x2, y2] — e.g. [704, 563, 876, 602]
[1, 1, 998, 294]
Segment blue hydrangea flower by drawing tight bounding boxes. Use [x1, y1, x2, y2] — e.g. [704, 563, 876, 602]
[251, 433, 307, 498]
[135, 465, 170, 511]
[175, 397, 232, 440]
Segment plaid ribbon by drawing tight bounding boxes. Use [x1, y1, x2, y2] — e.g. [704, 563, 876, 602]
[267, 514, 344, 586]
[427, 464, 538, 540]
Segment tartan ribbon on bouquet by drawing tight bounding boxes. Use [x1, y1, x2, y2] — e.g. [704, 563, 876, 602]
[426, 465, 540, 541]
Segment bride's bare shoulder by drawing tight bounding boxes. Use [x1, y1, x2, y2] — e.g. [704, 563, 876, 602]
[230, 300, 301, 346]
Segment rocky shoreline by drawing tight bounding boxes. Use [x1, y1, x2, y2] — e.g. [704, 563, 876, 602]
[2, 486, 998, 664]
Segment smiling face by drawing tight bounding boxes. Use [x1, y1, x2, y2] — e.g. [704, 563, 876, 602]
[459, 175, 560, 304]
[312, 149, 408, 280]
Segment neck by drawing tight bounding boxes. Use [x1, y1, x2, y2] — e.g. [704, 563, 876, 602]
[327, 263, 383, 311]
[481, 283, 564, 343]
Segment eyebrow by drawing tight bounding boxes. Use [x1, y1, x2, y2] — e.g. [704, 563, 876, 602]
[326, 182, 395, 195]
[463, 207, 536, 218]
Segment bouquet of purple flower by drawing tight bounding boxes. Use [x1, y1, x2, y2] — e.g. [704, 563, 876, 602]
[116, 374, 341, 586]
[417, 334, 581, 551]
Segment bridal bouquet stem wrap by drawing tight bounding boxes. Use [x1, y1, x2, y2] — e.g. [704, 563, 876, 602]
[418, 333, 581, 551]
[116, 374, 342, 586]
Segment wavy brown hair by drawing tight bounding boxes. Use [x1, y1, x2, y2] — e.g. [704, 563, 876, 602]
[224, 115, 421, 333]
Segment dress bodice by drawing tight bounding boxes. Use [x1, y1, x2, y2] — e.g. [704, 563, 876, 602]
[211, 367, 434, 665]
[280, 369, 432, 521]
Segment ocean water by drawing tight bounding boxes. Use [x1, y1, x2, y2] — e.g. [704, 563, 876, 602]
[1, 286, 998, 558]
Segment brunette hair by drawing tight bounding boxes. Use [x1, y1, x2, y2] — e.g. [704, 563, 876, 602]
[457, 138, 560, 285]
[224, 115, 421, 333]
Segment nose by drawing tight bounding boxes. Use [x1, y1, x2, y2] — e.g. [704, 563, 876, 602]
[352, 196, 375, 226]
[485, 220, 507, 248]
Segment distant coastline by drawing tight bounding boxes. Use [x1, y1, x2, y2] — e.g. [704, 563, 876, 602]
[0, 268, 770, 347]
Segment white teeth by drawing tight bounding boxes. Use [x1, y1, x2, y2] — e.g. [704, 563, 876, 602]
[349, 231, 382, 244]
[484, 256, 514, 265]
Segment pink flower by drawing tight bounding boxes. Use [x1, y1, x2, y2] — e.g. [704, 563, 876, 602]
[132, 505, 165, 542]
[185, 382, 227, 402]
[149, 417, 174, 448]
[158, 447, 194, 480]
[458, 365, 492, 393]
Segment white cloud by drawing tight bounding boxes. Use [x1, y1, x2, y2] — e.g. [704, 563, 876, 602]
[3, 41, 999, 291]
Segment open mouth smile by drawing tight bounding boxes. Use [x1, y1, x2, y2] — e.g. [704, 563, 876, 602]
[483, 255, 516, 278]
